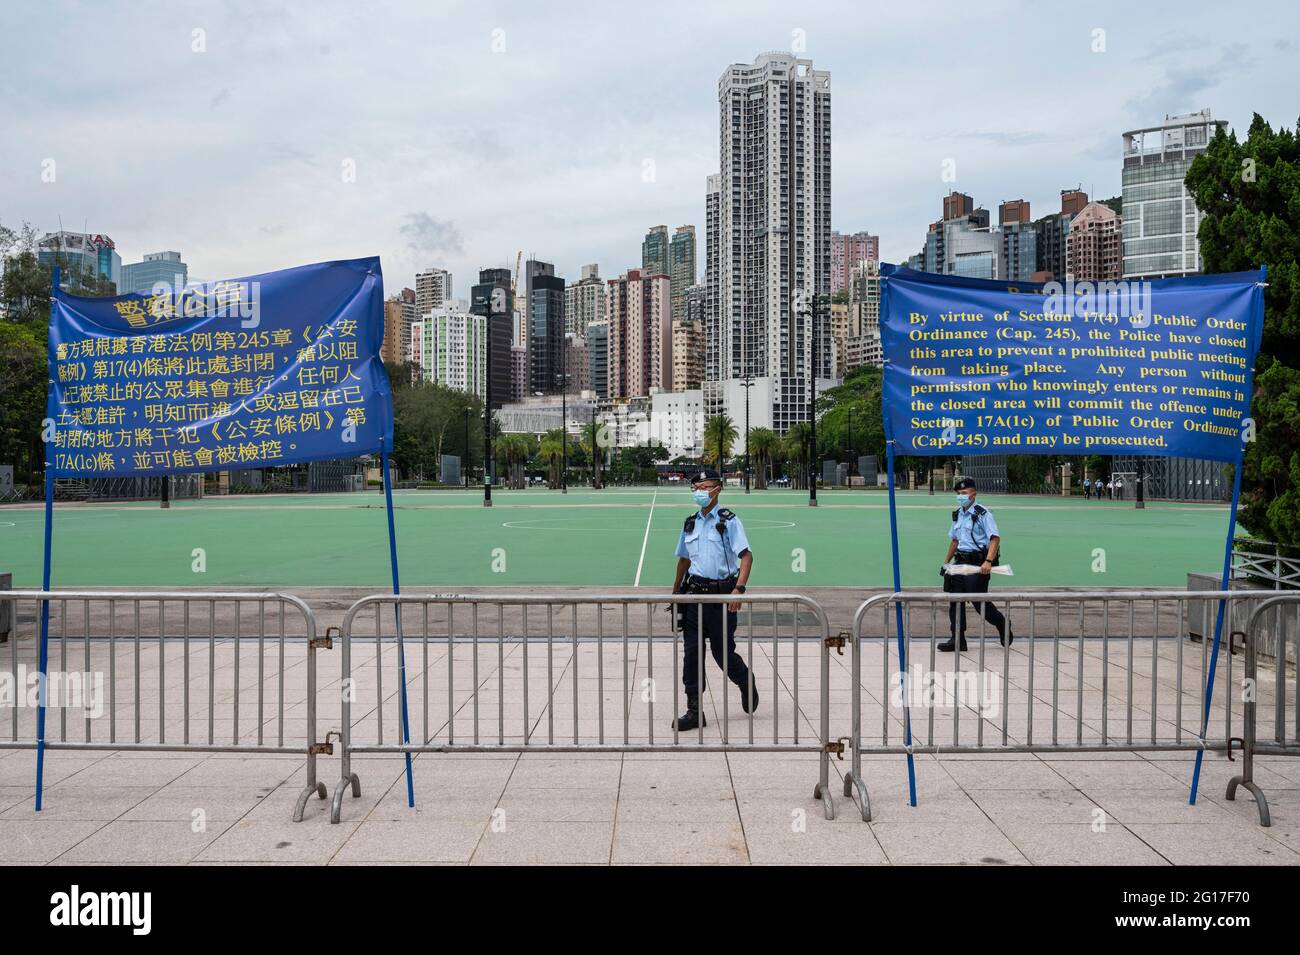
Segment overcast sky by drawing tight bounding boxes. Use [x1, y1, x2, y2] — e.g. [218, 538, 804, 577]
[2, 0, 1295, 293]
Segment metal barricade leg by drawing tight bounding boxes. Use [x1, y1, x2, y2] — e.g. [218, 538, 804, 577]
[1226, 606, 1272, 826]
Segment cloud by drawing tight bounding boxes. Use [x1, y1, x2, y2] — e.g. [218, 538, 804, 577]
[1125, 44, 1250, 117]
[399, 212, 465, 259]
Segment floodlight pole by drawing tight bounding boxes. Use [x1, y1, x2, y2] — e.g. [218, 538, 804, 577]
[1135, 456, 1145, 509]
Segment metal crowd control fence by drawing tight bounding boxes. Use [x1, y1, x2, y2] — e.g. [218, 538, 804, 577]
[327, 592, 839, 824]
[1228, 593, 1300, 827]
[0, 590, 330, 821]
[842, 590, 1292, 824]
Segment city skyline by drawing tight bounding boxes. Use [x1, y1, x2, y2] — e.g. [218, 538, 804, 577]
[2, 2, 1295, 289]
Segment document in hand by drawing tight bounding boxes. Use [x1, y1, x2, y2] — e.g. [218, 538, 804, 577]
[943, 563, 1014, 576]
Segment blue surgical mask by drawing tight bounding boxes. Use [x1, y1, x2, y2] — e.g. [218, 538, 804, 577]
[956, 494, 971, 508]
[692, 489, 713, 508]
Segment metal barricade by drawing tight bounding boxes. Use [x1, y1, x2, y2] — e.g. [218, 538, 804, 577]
[327, 592, 839, 823]
[0, 590, 329, 821]
[1228, 593, 1300, 826]
[842, 590, 1288, 823]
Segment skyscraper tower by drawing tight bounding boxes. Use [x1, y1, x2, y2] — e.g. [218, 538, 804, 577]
[706, 52, 832, 433]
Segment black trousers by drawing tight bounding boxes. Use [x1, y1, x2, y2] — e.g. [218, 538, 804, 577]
[943, 566, 1007, 639]
[680, 601, 751, 700]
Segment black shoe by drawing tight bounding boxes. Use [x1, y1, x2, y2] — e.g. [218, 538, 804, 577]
[675, 703, 706, 731]
[937, 638, 968, 653]
[1001, 629, 1014, 647]
[738, 681, 759, 714]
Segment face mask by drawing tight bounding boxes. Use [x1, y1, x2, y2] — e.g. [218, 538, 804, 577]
[956, 494, 971, 508]
[692, 489, 713, 508]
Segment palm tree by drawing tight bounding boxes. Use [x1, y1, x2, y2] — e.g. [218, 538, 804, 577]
[746, 427, 777, 489]
[580, 420, 606, 488]
[783, 422, 812, 490]
[702, 415, 738, 470]
[538, 428, 566, 488]
[496, 433, 532, 489]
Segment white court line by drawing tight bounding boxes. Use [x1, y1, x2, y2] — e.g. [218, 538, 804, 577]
[633, 489, 658, 587]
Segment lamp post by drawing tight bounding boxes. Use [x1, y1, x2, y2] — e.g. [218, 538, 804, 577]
[485, 287, 507, 507]
[560, 338, 568, 494]
[1136, 456, 1145, 510]
[807, 292, 821, 507]
[741, 375, 754, 493]
[463, 406, 470, 489]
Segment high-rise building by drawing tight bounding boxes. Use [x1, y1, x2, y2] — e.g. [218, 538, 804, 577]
[564, 335, 589, 395]
[707, 52, 833, 434]
[509, 346, 528, 402]
[120, 250, 188, 295]
[528, 273, 566, 395]
[381, 295, 404, 365]
[400, 287, 417, 369]
[913, 194, 995, 278]
[998, 202, 1037, 283]
[673, 283, 706, 391]
[564, 264, 605, 341]
[470, 268, 515, 410]
[832, 259, 882, 373]
[587, 321, 610, 400]
[704, 174, 722, 382]
[1121, 109, 1226, 279]
[606, 269, 672, 399]
[519, 259, 555, 349]
[37, 231, 121, 290]
[669, 225, 696, 324]
[642, 225, 669, 276]
[830, 231, 879, 294]
[410, 300, 487, 399]
[1033, 190, 1088, 281]
[1067, 201, 1123, 282]
[415, 267, 452, 317]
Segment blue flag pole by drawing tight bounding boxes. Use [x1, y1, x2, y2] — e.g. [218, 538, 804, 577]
[381, 449, 415, 807]
[35, 267, 60, 811]
[884, 425, 919, 808]
[1189, 445, 1244, 805]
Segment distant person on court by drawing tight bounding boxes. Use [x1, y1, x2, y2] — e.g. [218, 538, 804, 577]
[1094, 478, 1104, 500]
[1115, 478, 1124, 500]
[939, 478, 1012, 652]
[671, 467, 758, 730]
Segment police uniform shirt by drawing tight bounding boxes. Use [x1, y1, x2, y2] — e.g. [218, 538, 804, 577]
[676, 507, 751, 580]
[950, 503, 999, 553]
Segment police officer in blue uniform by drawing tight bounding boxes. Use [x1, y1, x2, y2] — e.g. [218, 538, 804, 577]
[940, 478, 1013, 652]
[671, 467, 757, 730]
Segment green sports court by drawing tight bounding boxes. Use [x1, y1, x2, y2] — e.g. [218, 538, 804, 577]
[0, 487, 1232, 589]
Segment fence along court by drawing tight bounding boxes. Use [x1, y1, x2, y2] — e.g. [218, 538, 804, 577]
[0, 590, 331, 822]
[841, 590, 1300, 825]
[325, 592, 840, 824]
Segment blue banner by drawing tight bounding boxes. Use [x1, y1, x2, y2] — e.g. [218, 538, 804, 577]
[47, 256, 392, 476]
[880, 265, 1264, 463]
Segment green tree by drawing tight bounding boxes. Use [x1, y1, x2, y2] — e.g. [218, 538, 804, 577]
[816, 366, 886, 474]
[0, 321, 46, 480]
[702, 415, 737, 468]
[1185, 114, 1300, 543]
[746, 427, 778, 489]
[537, 427, 567, 487]
[782, 422, 812, 489]
[496, 433, 533, 489]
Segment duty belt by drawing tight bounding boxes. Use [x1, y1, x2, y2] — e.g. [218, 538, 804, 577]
[684, 574, 738, 593]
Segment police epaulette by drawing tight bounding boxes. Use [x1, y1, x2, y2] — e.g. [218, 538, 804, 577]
[683, 514, 697, 532]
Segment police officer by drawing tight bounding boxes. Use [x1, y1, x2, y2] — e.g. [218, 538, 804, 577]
[671, 467, 758, 730]
[940, 478, 1012, 652]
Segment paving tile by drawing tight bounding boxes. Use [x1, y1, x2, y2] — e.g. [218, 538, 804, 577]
[999, 823, 1169, 865]
[870, 821, 1030, 865]
[1126, 823, 1300, 865]
[0, 819, 106, 863]
[334, 819, 485, 863]
[471, 821, 613, 864]
[612, 821, 748, 864]
[194, 818, 362, 863]
[57, 818, 228, 863]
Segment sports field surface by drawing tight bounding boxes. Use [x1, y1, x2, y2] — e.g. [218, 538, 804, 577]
[0, 487, 1232, 589]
